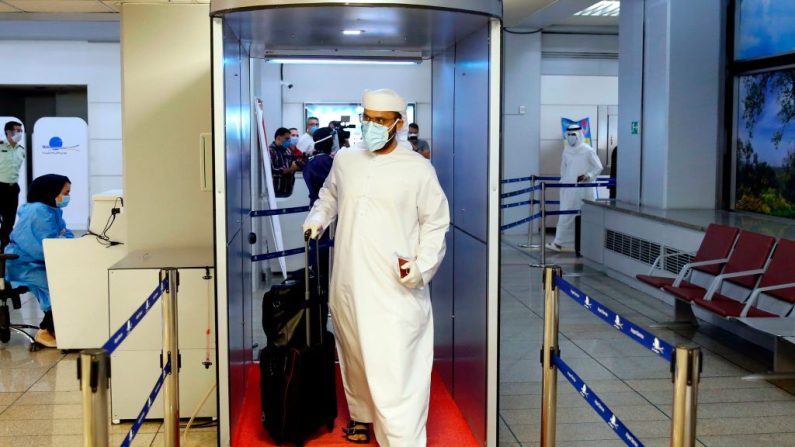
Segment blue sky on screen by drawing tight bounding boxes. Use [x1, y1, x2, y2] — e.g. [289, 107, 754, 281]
[738, 72, 795, 167]
[737, 0, 795, 60]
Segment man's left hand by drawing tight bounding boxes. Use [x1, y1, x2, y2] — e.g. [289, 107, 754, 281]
[399, 260, 424, 289]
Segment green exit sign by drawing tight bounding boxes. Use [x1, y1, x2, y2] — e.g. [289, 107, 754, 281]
[631, 121, 639, 135]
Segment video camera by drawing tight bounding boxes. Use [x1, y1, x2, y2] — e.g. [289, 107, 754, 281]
[331, 116, 356, 146]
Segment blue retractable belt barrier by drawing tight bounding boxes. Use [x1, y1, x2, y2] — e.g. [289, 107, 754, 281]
[535, 176, 562, 181]
[500, 212, 542, 231]
[121, 360, 171, 447]
[500, 200, 532, 210]
[251, 239, 335, 263]
[102, 279, 167, 355]
[546, 210, 581, 216]
[500, 176, 534, 184]
[250, 206, 311, 217]
[544, 182, 613, 188]
[500, 185, 542, 199]
[553, 354, 644, 447]
[554, 276, 674, 362]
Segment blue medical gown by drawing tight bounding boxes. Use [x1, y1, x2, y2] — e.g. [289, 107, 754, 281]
[5, 203, 74, 312]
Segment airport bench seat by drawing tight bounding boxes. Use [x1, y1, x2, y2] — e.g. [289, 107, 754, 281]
[661, 230, 775, 302]
[636, 223, 739, 289]
[693, 239, 795, 319]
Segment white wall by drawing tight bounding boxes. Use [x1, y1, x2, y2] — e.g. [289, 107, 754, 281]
[621, 0, 724, 209]
[539, 75, 618, 175]
[121, 4, 212, 250]
[0, 40, 122, 200]
[502, 32, 541, 234]
[280, 62, 433, 144]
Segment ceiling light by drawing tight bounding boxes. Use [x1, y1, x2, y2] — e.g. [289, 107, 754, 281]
[266, 58, 420, 65]
[342, 30, 365, 35]
[575, 1, 620, 17]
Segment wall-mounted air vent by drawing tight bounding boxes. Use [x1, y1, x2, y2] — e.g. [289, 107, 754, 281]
[661, 247, 694, 274]
[605, 230, 662, 266]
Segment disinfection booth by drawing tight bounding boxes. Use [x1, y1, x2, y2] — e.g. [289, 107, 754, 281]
[210, 1, 502, 445]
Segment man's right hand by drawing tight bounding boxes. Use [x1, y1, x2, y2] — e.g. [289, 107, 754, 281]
[303, 222, 322, 240]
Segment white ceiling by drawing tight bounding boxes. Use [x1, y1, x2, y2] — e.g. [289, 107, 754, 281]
[0, 0, 208, 14]
[0, 0, 617, 31]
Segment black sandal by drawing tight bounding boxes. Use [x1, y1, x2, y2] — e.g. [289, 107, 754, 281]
[342, 420, 370, 444]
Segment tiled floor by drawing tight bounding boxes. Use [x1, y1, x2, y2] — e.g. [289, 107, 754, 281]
[499, 234, 795, 447]
[4, 235, 795, 447]
[0, 294, 216, 447]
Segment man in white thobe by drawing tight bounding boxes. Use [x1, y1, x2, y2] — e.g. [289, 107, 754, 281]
[547, 124, 603, 252]
[303, 89, 449, 446]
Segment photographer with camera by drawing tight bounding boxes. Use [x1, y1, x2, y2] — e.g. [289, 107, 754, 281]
[408, 122, 431, 160]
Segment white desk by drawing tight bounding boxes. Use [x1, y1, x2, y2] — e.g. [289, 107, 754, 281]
[45, 190, 128, 350]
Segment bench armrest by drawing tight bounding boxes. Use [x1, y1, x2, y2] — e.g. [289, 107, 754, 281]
[673, 258, 730, 287]
[702, 269, 766, 302]
[647, 250, 696, 275]
[740, 282, 795, 317]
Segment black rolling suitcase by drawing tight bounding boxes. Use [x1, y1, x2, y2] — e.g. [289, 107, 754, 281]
[260, 232, 337, 446]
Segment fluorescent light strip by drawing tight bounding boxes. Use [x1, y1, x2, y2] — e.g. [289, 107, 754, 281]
[342, 29, 364, 35]
[575, 0, 620, 17]
[267, 58, 419, 65]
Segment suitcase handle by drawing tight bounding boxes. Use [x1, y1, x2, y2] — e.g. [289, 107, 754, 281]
[303, 229, 325, 347]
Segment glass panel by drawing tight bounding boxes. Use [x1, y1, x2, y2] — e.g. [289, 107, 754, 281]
[735, 68, 795, 218]
[304, 103, 416, 145]
[736, 0, 795, 60]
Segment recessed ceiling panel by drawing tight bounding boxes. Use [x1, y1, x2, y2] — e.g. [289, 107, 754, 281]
[223, 6, 492, 59]
[4, 0, 113, 13]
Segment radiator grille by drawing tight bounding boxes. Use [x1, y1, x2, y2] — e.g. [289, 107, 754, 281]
[662, 247, 695, 274]
[604, 230, 662, 266]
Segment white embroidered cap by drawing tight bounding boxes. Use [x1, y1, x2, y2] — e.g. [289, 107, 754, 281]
[362, 89, 407, 114]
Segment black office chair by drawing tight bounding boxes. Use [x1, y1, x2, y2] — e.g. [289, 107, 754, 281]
[0, 253, 39, 349]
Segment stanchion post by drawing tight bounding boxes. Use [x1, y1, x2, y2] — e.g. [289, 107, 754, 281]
[161, 269, 180, 447]
[520, 176, 539, 249]
[79, 349, 110, 447]
[539, 182, 547, 265]
[670, 345, 701, 447]
[540, 266, 561, 447]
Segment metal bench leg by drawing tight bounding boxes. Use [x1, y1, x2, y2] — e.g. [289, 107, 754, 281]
[651, 299, 699, 329]
[743, 338, 795, 381]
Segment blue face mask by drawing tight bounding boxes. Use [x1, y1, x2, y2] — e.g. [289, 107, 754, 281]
[309, 126, 319, 135]
[57, 195, 70, 208]
[290, 136, 299, 146]
[361, 120, 399, 152]
[282, 139, 292, 149]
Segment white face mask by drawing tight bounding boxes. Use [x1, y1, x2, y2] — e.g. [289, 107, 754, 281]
[10, 131, 23, 144]
[566, 134, 578, 147]
[361, 120, 399, 152]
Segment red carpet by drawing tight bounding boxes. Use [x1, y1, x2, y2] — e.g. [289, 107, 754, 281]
[233, 364, 480, 446]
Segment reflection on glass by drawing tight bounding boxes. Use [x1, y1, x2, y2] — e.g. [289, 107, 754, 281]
[735, 68, 795, 218]
[736, 0, 795, 60]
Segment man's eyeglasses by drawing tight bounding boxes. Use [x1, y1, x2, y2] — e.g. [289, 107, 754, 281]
[360, 114, 400, 126]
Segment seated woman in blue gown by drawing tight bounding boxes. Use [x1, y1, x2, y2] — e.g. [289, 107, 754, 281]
[5, 174, 73, 348]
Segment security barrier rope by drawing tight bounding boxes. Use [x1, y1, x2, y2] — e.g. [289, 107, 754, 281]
[554, 275, 674, 362]
[250, 205, 311, 217]
[120, 360, 172, 447]
[102, 279, 168, 355]
[251, 239, 335, 262]
[553, 354, 644, 447]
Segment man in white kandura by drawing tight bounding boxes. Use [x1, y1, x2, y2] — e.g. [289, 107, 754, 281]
[547, 123, 603, 252]
[302, 89, 449, 446]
